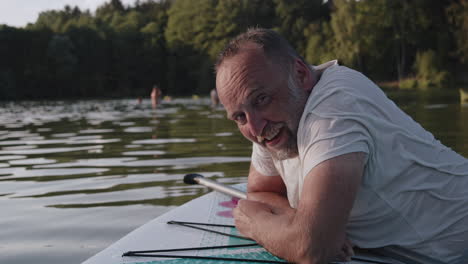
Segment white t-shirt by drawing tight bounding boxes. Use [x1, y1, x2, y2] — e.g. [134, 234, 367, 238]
[251, 62, 468, 262]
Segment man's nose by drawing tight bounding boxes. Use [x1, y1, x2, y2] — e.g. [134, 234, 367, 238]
[246, 111, 266, 138]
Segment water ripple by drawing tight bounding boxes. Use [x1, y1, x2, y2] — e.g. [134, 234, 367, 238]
[0, 167, 108, 178]
[132, 138, 196, 144]
[79, 129, 114, 134]
[34, 156, 250, 168]
[122, 150, 166, 156]
[123, 127, 153, 133]
[0, 145, 103, 155]
[9, 158, 56, 165]
[0, 155, 27, 161]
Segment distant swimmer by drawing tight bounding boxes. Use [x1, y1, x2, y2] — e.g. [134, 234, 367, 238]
[210, 89, 219, 107]
[151, 85, 162, 109]
[134, 96, 143, 110]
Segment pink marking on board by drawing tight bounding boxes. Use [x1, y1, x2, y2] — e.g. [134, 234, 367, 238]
[218, 197, 240, 208]
[219, 200, 237, 208]
[216, 197, 241, 218]
[216, 210, 234, 218]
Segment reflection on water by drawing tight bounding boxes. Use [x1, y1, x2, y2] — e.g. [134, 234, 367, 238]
[0, 96, 467, 264]
[0, 98, 249, 264]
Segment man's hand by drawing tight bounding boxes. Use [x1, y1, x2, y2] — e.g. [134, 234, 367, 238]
[233, 192, 294, 239]
[234, 199, 273, 239]
[335, 237, 355, 262]
[234, 197, 355, 262]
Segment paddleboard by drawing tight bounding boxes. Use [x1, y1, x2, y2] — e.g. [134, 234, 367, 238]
[83, 184, 401, 264]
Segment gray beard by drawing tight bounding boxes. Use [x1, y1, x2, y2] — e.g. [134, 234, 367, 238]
[265, 71, 310, 160]
[268, 126, 299, 160]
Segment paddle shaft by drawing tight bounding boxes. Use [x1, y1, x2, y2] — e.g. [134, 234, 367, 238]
[194, 177, 247, 199]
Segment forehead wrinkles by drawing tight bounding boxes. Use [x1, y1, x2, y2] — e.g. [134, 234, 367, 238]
[221, 63, 254, 100]
[217, 56, 266, 111]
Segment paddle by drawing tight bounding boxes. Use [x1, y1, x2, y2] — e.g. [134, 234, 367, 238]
[184, 173, 247, 199]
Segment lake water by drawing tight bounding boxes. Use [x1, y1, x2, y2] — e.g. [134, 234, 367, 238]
[0, 94, 467, 264]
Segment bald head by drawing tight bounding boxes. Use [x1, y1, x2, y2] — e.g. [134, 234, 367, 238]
[216, 42, 282, 105]
[215, 28, 308, 75]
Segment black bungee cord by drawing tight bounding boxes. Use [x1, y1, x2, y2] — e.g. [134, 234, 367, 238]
[122, 220, 394, 264]
[122, 220, 286, 263]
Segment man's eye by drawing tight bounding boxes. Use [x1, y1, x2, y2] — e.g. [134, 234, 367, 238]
[234, 113, 246, 124]
[255, 95, 270, 106]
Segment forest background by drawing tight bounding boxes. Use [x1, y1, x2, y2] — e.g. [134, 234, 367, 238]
[1, 0, 468, 100]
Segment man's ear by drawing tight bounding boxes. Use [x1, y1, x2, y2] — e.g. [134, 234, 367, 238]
[294, 59, 314, 93]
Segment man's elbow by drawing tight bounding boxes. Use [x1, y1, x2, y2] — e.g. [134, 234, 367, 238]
[294, 246, 336, 264]
[288, 225, 340, 264]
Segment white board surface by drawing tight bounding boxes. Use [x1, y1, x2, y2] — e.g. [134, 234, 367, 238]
[83, 185, 400, 264]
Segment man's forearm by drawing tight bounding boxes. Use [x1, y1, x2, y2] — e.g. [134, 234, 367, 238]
[241, 183, 337, 263]
[234, 199, 341, 264]
[247, 164, 286, 195]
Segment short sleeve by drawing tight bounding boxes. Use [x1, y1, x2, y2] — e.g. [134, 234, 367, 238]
[251, 143, 279, 176]
[300, 113, 371, 177]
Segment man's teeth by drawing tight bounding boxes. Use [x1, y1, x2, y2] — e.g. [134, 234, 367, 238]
[257, 125, 281, 143]
[265, 126, 279, 140]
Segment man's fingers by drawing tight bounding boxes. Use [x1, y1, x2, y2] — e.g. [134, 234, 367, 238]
[334, 247, 353, 262]
[343, 237, 355, 257]
[246, 192, 272, 202]
[233, 199, 273, 238]
[334, 250, 349, 262]
[236, 199, 272, 217]
[335, 238, 354, 262]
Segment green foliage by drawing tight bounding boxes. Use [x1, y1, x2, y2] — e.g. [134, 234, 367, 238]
[0, 0, 465, 100]
[399, 78, 418, 90]
[31, 5, 88, 33]
[304, 22, 335, 64]
[0, 70, 16, 99]
[328, 0, 394, 74]
[46, 34, 78, 97]
[164, 0, 276, 95]
[274, 0, 327, 56]
[415, 50, 438, 80]
[96, 0, 126, 19]
[163, 0, 216, 95]
[398, 49, 452, 90]
[327, 0, 454, 81]
[447, 0, 468, 63]
[329, 0, 362, 68]
[212, 0, 276, 59]
[413, 50, 451, 89]
[165, 0, 216, 55]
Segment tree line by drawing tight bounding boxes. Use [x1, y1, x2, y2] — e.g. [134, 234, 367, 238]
[1, 0, 467, 100]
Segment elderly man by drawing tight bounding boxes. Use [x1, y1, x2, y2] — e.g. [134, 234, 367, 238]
[215, 28, 468, 264]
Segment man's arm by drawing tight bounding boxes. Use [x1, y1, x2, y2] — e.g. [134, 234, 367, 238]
[234, 152, 365, 264]
[247, 164, 286, 194]
[247, 164, 288, 207]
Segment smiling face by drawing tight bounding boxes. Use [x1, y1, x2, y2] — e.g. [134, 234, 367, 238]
[216, 44, 314, 160]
